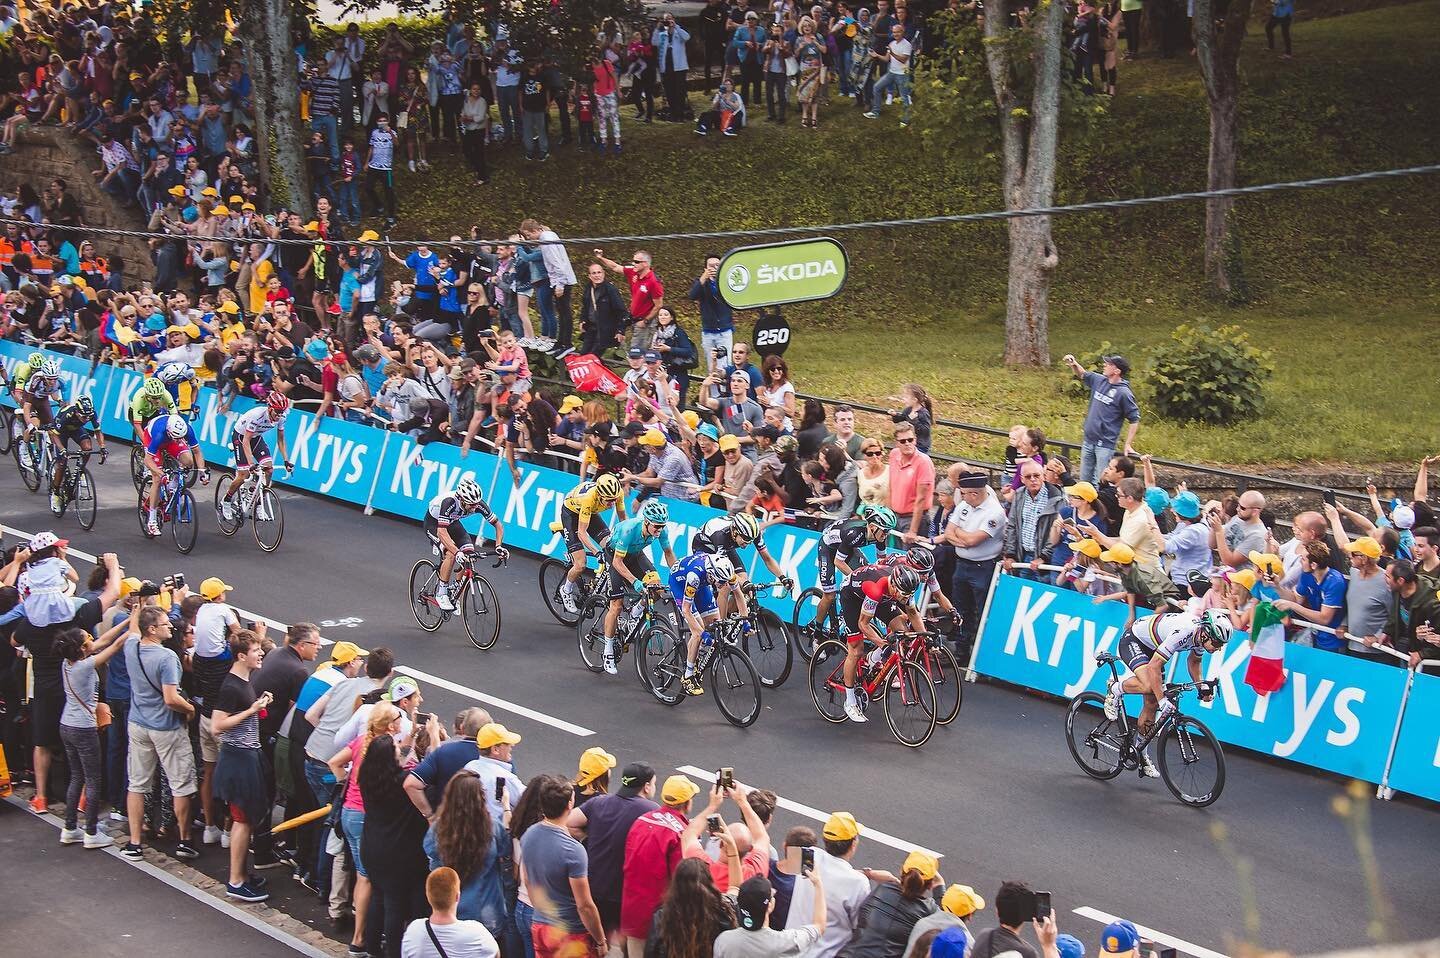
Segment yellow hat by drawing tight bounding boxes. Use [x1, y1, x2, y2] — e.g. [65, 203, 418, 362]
[119, 576, 145, 598]
[476, 723, 522, 749]
[358, 229, 381, 242]
[217, 300, 240, 315]
[199, 576, 234, 599]
[1346, 536, 1382, 559]
[718, 434, 741, 452]
[1248, 551, 1284, 576]
[681, 409, 700, 429]
[822, 812, 861, 841]
[576, 746, 617, 786]
[329, 641, 369, 664]
[1064, 481, 1098, 503]
[210, 205, 231, 216]
[1100, 543, 1135, 564]
[303, 220, 320, 232]
[941, 884, 985, 917]
[1075, 539, 1103, 559]
[228, 194, 243, 204]
[72, 276, 88, 289]
[638, 430, 667, 447]
[558, 395, 583, 414]
[115, 326, 141, 345]
[241, 202, 257, 212]
[661, 774, 700, 805]
[167, 185, 187, 197]
[902, 849, 940, 882]
[1226, 568, 1258, 591]
[201, 186, 219, 197]
[129, 71, 143, 80]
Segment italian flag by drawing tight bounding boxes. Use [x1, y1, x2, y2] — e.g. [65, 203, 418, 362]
[1244, 595, 1288, 695]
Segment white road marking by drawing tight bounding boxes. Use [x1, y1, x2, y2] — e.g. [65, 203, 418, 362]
[677, 765, 943, 859]
[1073, 906, 1230, 958]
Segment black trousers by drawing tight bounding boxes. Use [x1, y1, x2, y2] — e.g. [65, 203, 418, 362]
[363, 167, 395, 219]
[738, 61, 763, 109]
[662, 68, 690, 117]
[462, 128, 489, 179]
[1123, 9, 1142, 53]
[580, 317, 620, 357]
[950, 557, 998, 649]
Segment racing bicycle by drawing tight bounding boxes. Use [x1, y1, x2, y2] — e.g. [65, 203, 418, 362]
[640, 613, 763, 728]
[0, 392, 19, 456]
[131, 442, 198, 491]
[51, 449, 100, 530]
[539, 521, 603, 627]
[732, 579, 793, 689]
[409, 546, 506, 650]
[808, 630, 940, 748]
[137, 463, 201, 554]
[791, 587, 842, 663]
[214, 468, 286, 552]
[14, 424, 60, 493]
[576, 581, 679, 687]
[1065, 651, 1226, 807]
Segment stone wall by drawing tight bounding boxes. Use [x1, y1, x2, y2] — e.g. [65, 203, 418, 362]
[1, 127, 155, 280]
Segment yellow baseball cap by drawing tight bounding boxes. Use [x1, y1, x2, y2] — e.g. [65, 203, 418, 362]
[199, 576, 234, 599]
[558, 395, 583, 414]
[201, 186, 219, 197]
[228, 194, 243, 204]
[329, 641, 369, 664]
[476, 723, 522, 749]
[217, 301, 240, 315]
[822, 812, 861, 841]
[1075, 539, 1103, 559]
[681, 410, 700, 429]
[638, 430, 666, 447]
[1225, 568, 1258, 591]
[303, 220, 320, 232]
[241, 202, 257, 212]
[941, 884, 985, 917]
[1345, 536, 1382, 559]
[358, 229, 381, 242]
[119, 576, 145, 598]
[718, 434, 740, 452]
[902, 849, 940, 882]
[1248, 551, 1284, 576]
[576, 746, 617, 786]
[661, 774, 700, 805]
[1064, 481, 1098, 503]
[1100, 543, 1135, 564]
[167, 185, 187, 197]
[210, 205, 231, 216]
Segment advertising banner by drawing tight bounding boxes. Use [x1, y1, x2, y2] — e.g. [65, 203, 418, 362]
[972, 573, 1412, 786]
[718, 238, 848, 310]
[1385, 669, 1440, 803]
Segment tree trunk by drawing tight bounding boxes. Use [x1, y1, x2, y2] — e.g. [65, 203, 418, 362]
[1003, 216, 1058, 365]
[244, 0, 310, 215]
[1204, 93, 1239, 294]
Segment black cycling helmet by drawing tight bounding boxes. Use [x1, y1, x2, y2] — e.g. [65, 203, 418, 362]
[889, 565, 921, 596]
[904, 545, 935, 574]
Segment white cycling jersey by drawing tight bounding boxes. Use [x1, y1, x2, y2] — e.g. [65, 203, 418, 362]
[1129, 611, 1204, 661]
[232, 405, 284, 437]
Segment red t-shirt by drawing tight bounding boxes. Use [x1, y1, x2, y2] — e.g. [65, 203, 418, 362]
[619, 808, 687, 938]
[683, 842, 769, 894]
[592, 61, 617, 97]
[622, 265, 664, 321]
[321, 362, 340, 396]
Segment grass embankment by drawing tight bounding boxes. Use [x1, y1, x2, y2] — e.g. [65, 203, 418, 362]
[389, 2, 1440, 467]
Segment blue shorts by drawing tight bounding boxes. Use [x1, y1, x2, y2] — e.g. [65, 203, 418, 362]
[669, 572, 718, 617]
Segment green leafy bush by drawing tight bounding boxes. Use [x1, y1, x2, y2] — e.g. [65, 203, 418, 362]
[1058, 341, 1117, 399]
[1148, 323, 1274, 425]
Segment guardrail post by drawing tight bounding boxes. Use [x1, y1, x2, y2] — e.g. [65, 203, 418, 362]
[1377, 659, 1437, 801]
[362, 428, 393, 516]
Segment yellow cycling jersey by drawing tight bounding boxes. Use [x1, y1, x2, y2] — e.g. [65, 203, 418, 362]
[563, 482, 622, 525]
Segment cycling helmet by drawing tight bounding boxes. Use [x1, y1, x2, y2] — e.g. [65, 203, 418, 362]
[640, 500, 669, 525]
[866, 506, 898, 534]
[707, 553, 737, 584]
[142, 378, 168, 398]
[165, 416, 189, 439]
[157, 362, 193, 385]
[266, 391, 292, 414]
[75, 396, 94, 418]
[39, 358, 61, 379]
[455, 478, 483, 505]
[595, 473, 622, 499]
[1198, 609, 1233, 647]
[889, 564, 921, 596]
[855, 502, 874, 521]
[28, 351, 46, 368]
[904, 544, 935, 574]
[731, 513, 761, 543]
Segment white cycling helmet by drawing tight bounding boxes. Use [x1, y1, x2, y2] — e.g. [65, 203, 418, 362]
[455, 478, 483, 506]
[165, 416, 189, 439]
[157, 362, 193, 385]
[1199, 609, 1233, 647]
[39, 358, 61, 379]
[707, 553, 737, 584]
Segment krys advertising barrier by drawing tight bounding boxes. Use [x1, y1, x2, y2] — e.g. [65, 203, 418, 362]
[0, 342, 825, 616]
[971, 573, 1436, 802]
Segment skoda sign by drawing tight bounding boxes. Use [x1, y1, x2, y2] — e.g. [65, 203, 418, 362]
[718, 237, 848, 309]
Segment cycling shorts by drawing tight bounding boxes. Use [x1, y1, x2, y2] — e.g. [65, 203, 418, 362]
[231, 433, 273, 468]
[148, 439, 191, 464]
[26, 395, 55, 427]
[818, 546, 857, 595]
[607, 550, 655, 601]
[1119, 635, 1153, 672]
[839, 589, 904, 642]
[57, 424, 95, 447]
[561, 510, 611, 555]
[425, 515, 474, 551]
[669, 572, 719, 618]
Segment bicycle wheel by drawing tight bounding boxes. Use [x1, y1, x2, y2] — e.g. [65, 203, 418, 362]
[0, 407, 12, 455]
[1158, 715, 1226, 808]
[920, 642, 964, 726]
[1064, 692, 1127, 780]
[883, 661, 937, 748]
[17, 435, 42, 491]
[170, 489, 197, 553]
[710, 645, 762, 728]
[129, 444, 146, 491]
[576, 596, 609, 673]
[213, 475, 242, 537]
[408, 559, 447, 632]
[462, 574, 502, 651]
[136, 481, 156, 537]
[75, 467, 97, 530]
[807, 640, 851, 724]
[253, 486, 284, 552]
[539, 558, 584, 627]
[790, 587, 829, 663]
[640, 624, 685, 706]
[744, 609, 793, 689]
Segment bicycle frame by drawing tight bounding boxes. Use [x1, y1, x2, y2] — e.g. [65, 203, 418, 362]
[1098, 654, 1215, 756]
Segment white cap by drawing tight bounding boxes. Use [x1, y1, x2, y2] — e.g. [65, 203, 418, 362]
[1391, 505, 1416, 530]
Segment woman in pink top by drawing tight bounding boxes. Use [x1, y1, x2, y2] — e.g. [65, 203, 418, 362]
[590, 51, 622, 151]
[328, 703, 402, 956]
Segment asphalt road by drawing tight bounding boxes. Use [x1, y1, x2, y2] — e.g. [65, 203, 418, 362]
[4, 453, 1439, 957]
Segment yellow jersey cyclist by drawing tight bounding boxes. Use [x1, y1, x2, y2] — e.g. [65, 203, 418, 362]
[668, 551, 745, 696]
[425, 478, 509, 612]
[129, 377, 179, 447]
[601, 500, 678, 675]
[558, 471, 629, 615]
[689, 512, 793, 613]
[49, 395, 108, 514]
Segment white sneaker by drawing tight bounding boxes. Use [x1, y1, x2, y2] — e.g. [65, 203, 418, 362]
[602, 642, 618, 675]
[408, 159, 417, 172]
[203, 824, 223, 846]
[60, 827, 85, 845]
[220, 829, 230, 849]
[84, 831, 115, 849]
[51, 492, 63, 513]
[220, 499, 236, 522]
[146, 518, 161, 536]
[1140, 754, 1161, 778]
[109, 811, 126, 823]
[844, 701, 868, 723]
[435, 589, 456, 612]
[560, 589, 579, 615]
[1103, 682, 1123, 721]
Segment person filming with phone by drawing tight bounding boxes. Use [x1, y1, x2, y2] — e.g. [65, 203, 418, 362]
[714, 870, 826, 958]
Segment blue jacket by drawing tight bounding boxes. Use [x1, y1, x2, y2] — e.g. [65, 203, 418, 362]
[687, 277, 734, 333]
[731, 26, 764, 64]
[424, 824, 511, 934]
[653, 24, 692, 71]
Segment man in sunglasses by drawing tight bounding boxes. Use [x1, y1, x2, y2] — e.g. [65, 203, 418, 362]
[888, 421, 935, 542]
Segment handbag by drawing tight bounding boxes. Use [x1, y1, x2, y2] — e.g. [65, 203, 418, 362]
[785, 55, 800, 77]
[63, 661, 112, 728]
[395, 110, 409, 130]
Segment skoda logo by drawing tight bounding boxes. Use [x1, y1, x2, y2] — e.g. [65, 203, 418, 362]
[726, 264, 751, 293]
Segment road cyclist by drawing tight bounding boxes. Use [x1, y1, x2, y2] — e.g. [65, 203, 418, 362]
[689, 512, 793, 613]
[48, 394, 107, 514]
[424, 477, 509, 612]
[142, 411, 210, 536]
[668, 550, 746, 696]
[600, 499, 678, 675]
[15, 355, 66, 448]
[876, 543, 958, 623]
[557, 470, 628, 615]
[805, 506, 900, 642]
[838, 561, 924, 723]
[220, 391, 295, 524]
[128, 376, 180, 446]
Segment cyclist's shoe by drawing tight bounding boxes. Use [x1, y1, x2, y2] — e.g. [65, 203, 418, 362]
[683, 676, 705, 696]
[50, 492, 63, 514]
[602, 641, 619, 675]
[560, 589, 579, 615]
[220, 499, 237, 522]
[146, 518, 161, 537]
[844, 701, 869, 723]
[1140, 754, 1161, 778]
[1156, 698, 1178, 722]
[434, 589, 456, 613]
[1103, 682, 1123, 721]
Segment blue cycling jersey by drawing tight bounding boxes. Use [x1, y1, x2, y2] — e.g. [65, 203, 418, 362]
[611, 517, 661, 558]
[669, 553, 718, 615]
[145, 414, 197, 454]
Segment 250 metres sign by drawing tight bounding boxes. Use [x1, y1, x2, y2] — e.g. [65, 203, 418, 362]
[718, 237, 849, 310]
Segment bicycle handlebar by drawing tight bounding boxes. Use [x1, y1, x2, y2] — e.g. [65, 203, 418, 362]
[1165, 679, 1218, 699]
